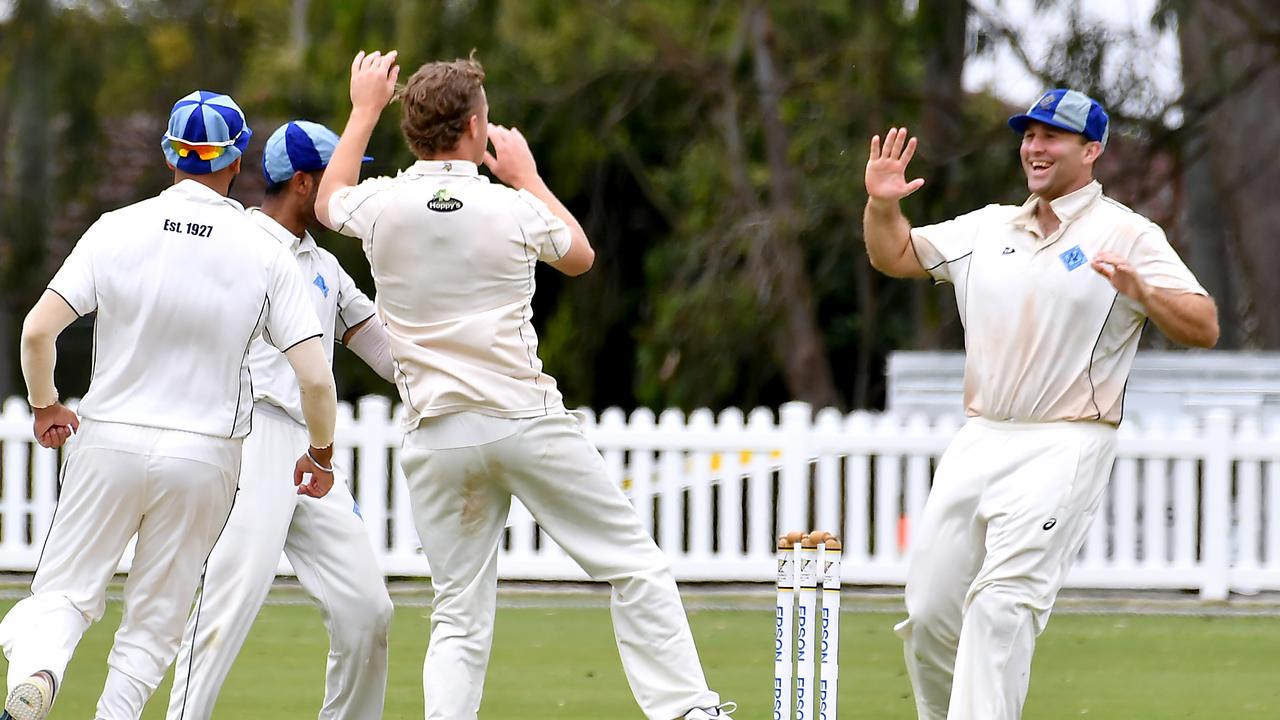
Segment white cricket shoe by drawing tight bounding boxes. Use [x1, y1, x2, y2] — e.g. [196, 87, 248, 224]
[2, 670, 55, 720]
[681, 701, 737, 719]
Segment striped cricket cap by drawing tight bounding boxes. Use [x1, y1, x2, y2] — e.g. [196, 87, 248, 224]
[1008, 88, 1109, 148]
[262, 120, 372, 184]
[161, 91, 253, 174]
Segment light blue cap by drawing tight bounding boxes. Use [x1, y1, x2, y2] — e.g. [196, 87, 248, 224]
[1008, 88, 1109, 148]
[262, 120, 372, 184]
[161, 91, 252, 174]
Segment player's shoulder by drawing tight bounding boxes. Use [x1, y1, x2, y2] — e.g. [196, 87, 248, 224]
[1095, 194, 1164, 238]
[946, 202, 1019, 226]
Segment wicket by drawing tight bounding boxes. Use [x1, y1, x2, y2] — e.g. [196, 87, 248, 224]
[775, 530, 842, 720]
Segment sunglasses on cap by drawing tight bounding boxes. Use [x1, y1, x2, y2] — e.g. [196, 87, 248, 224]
[163, 132, 242, 162]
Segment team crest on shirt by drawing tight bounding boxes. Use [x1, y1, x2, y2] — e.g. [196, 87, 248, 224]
[428, 188, 463, 212]
[313, 273, 329, 297]
[1059, 245, 1087, 272]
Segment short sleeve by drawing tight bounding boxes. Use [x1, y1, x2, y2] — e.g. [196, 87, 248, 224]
[263, 246, 324, 351]
[1129, 226, 1207, 296]
[909, 206, 991, 284]
[512, 189, 572, 263]
[328, 176, 397, 239]
[47, 217, 108, 315]
[332, 260, 376, 341]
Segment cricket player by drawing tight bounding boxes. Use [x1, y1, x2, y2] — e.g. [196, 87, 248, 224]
[862, 89, 1219, 719]
[0, 91, 337, 720]
[165, 120, 395, 720]
[312, 51, 735, 720]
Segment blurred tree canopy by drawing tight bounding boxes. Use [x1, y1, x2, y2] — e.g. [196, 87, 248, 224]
[0, 0, 1275, 412]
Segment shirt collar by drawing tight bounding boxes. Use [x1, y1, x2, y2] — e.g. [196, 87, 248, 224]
[1012, 180, 1103, 234]
[403, 159, 480, 177]
[164, 179, 246, 211]
[248, 207, 316, 256]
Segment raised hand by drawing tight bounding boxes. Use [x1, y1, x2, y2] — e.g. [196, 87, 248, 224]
[865, 127, 926, 201]
[1091, 251, 1151, 303]
[350, 50, 401, 114]
[483, 124, 539, 189]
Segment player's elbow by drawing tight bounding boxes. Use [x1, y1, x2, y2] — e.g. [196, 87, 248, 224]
[1195, 319, 1220, 349]
[298, 369, 337, 401]
[555, 237, 595, 277]
[20, 310, 57, 347]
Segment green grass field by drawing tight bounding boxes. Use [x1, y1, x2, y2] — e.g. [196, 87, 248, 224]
[1, 596, 1277, 719]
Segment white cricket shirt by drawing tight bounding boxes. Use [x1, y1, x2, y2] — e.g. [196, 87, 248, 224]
[47, 180, 323, 438]
[910, 181, 1206, 425]
[328, 160, 573, 429]
[244, 208, 376, 425]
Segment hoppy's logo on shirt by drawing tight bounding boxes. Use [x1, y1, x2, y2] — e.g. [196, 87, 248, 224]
[313, 273, 329, 297]
[1059, 245, 1087, 272]
[427, 188, 464, 213]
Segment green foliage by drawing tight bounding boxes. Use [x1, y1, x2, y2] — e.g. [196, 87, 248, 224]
[0, 0, 1034, 408]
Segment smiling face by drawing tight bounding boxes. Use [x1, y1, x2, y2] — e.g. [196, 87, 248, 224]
[1019, 120, 1103, 200]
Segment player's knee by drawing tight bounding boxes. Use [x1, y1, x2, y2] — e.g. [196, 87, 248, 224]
[904, 588, 962, 644]
[971, 583, 1057, 639]
[335, 590, 394, 648]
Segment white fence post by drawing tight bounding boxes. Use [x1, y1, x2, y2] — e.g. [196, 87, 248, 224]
[1201, 410, 1233, 600]
[777, 402, 812, 536]
[0, 398, 1277, 593]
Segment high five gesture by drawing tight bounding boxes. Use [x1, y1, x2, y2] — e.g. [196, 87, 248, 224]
[865, 127, 925, 201]
[861, 127, 929, 278]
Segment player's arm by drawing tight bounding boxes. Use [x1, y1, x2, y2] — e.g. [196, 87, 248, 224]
[1091, 251, 1220, 348]
[863, 127, 929, 279]
[484, 124, 594, 276]
[284, 337, 339, 496]
[343, 316, 395, 382]
[20, 290, 82, 448]
[316, 50, 401, 230]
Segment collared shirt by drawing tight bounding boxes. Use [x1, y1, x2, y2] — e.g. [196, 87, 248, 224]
[328, 159, 573, 430]
[910, 180, 1206, 425]
[47, 180, 322, 438]
[244, 208, 376, 425]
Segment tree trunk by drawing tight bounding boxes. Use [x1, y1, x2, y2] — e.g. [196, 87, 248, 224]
[745, 2, 841, 409]
[1, 0, 53, 398]
[1181, 0, 1280, 347]
[911, 0, 968, 351]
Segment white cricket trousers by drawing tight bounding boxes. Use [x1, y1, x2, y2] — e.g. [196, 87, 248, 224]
[166, 404, 393, 720]
[895, 417, 1117, 720]
[0, 419, 240, 720]
[400, 412, 720, 720]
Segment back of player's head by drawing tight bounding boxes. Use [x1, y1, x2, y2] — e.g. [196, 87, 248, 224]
[161, 91, 252, 174]
[400, 55, 486, 159]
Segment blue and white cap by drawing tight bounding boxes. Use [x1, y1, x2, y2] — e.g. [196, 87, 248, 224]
[262, 120, 372, 184]
[1008, 88, 1109, 148]
[161, 91, 252, 174]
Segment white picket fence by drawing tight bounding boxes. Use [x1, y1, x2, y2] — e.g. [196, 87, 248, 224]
[2, 397, 1279, 600]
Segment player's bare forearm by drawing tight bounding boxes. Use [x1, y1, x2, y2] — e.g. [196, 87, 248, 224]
[1140, 288, 1219, 348]
[863, 198, 927, 278]
[524, 177, 594, 276]
[316, 108, 380, 229]
[20, 291, 79, 407]
[285, 338, 338, 448]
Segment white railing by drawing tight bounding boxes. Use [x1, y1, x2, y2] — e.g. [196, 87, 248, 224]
[2, 397, 1278, 600]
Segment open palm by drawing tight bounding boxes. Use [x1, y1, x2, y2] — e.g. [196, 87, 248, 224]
[865, 127, 925, 201]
